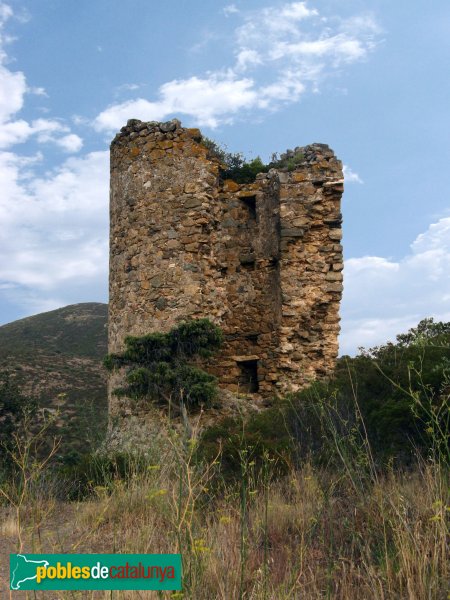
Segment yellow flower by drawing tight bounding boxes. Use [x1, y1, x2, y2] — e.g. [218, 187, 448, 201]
[193, 538, 211, 554]
[429, 514, 442, 522]
[148, 489, 167, 501]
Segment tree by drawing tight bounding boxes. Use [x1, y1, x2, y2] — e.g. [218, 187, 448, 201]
[334, 318, 450, 461]
[104, 318, 223, 411]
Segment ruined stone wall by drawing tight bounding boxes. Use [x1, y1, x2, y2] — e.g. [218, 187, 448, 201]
[109, 119, 343, 416]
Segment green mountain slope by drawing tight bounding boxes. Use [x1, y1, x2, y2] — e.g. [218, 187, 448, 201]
[0, 303, 108, 456]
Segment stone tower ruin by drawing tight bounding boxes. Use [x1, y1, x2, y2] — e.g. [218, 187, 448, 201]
[109, 119, 343, 416]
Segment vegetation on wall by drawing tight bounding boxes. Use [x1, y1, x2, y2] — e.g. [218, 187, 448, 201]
[104, 318, 223, 411]
[201, 137, 305, 183]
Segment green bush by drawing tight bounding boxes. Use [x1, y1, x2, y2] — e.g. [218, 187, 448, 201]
[287, 318, 450, 467]
[58, 450, 148, 500]
[333, 318, 449, 463]
[197, 318, 449, 484]
[201, 137, 306, 183]
[196, 407, 295, 480]
[201, 137, 270, 184]
[105, 318, 223, 411]
[222, 156, 270, 184]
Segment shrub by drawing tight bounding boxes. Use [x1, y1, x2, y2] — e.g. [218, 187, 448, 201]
[104, 318, 223, 411]
[196, 407, 295, 481]
[287, 318, 450, 467]
[0, 371, 37, 478]
[201, 137, 306, 183]
[197, 318, 449, 484]
[334, 318, 450, 463]
[201, 137, 270, 184]
[58, 450, 149, 500]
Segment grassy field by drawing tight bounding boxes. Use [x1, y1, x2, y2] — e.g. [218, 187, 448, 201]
[0, 412, 448, 600]
[0, 317, 448, 598]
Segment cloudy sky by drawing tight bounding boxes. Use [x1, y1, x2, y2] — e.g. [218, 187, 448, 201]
[0, 0, 449, 354]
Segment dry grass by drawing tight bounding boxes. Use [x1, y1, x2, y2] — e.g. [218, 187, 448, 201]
[0, 509, 20, 538]
[1, 434, 448, 600]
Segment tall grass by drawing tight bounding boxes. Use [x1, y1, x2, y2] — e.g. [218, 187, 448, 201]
[1, 393, 448, 599]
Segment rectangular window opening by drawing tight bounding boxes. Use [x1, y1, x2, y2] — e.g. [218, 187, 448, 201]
[237, 359, 259, 393]
[240, 196, 257, 220]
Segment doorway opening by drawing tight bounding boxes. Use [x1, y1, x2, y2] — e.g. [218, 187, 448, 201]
[237, 359, 259, 393]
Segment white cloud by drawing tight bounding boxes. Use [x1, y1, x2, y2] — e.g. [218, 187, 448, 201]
[0, 3, 82, 151]
[237, 2, 318, 42]
[95, 73, 259, 129]
[236, 5, 378, 71]
[116, 82, 141, 93]
[343, 165, 363, 184]
[269, 36, 367, 62]
[0, 4, 27, 123]
[0, 3, 12, 22]
[279, 2, 318, 21]
[0, 116, 83, 151]
[340, 217, 450, 354]
[28, 85, 47, 97]
[235, 48, 262, 71]
[94, 2, 381, 131]
[0, 2, 96, 319]
[55, 133, 83, 153]
[0, 149, 109, 317]
[223, 4, 239, 17]
[0, 64, 26, 123]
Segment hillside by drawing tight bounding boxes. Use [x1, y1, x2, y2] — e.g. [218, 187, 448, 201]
[0, 303, 108, 456]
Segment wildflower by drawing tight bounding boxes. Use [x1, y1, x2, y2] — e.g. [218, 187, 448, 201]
[148, 489, 168, 501]
[193, 538, 211, 554]
[429, 514, 442, 522]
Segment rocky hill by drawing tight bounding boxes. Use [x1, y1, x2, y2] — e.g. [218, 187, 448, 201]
[0, 303, 108, 456]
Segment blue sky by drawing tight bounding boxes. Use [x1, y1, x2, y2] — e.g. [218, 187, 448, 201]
[0, 0, 449, 354]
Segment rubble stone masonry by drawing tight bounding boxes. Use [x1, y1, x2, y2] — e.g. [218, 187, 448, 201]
[109, 119, 344, 416]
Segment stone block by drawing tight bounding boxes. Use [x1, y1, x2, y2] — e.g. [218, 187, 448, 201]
[280, 228, 305, 238]
[184, 197, 203, 208]
[328, 229, 343, 240]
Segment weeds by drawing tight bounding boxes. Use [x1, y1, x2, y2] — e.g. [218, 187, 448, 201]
[0, 333, 448, 598]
